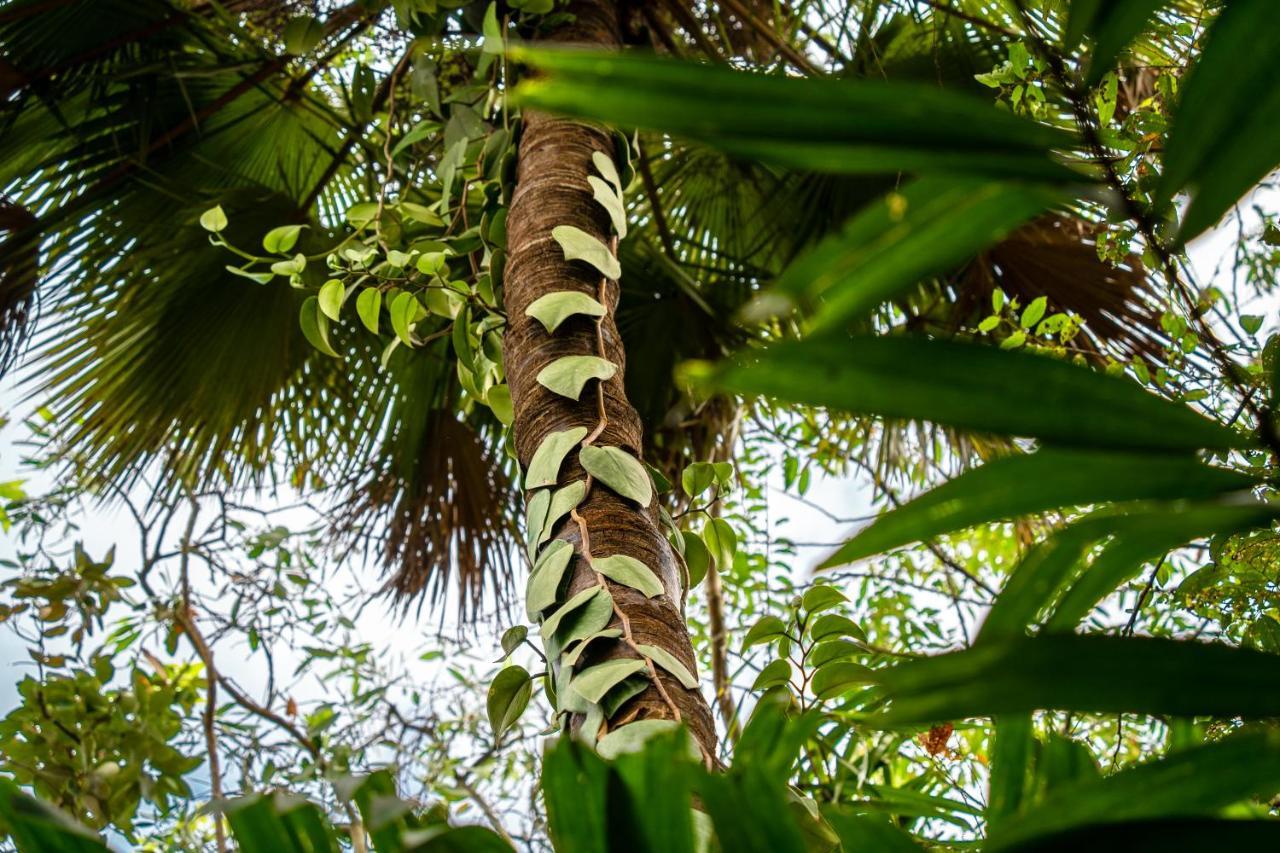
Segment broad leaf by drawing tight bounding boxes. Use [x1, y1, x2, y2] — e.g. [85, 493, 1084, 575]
[587, 176, 627, 238]
[527, 539, 575, 618]
[689, 336, 1246, 452]
[536, 356, 617, 400]
[579, 445, 653, 505]
[540, 480, 588, 546]
[487, 665, 532, 740]
[526, 291, 607, 334]
[811, 661, 874, 700]
[591, 553, 664, 597]
[299, 297, 339, 358]
[635, 643, 698, 689]
[355, 287, 381, 334]
[571, 658, 649, 703]
[873, 635, 1280, 725]
[551, 225, 621, 279]
[825, 449, 1256, 568]
[526, 427, 589, 488]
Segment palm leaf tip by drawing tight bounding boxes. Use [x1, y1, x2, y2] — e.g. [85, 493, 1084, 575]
[0, 202, 40, 376]
[336, 412, 519, 623]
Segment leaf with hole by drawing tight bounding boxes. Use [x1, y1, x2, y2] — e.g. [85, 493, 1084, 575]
[579, 445, 652, 505]
[591, 553, 663, 597]
[551, 225, 621, 279]
[526, 290, 607, 333]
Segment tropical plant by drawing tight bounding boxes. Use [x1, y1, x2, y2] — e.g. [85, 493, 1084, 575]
[3, 0, 1280, 849]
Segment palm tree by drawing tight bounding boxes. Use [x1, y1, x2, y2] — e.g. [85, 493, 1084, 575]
[0, 0, 1173, 762]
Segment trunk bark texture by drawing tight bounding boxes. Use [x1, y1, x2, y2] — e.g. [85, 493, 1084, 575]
[502, 0, 717, 759]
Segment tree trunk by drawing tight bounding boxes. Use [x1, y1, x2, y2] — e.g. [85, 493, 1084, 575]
[502, 0, 717, 760]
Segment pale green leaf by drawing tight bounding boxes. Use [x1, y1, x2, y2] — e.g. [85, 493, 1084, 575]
[525, 290, 607, 333]
[356, 288, 382, 334]
[551, 225, 621, 279]
[591, 554, 663, 598]
[579, 445, 652, 505]
[526, 427, 588, 488]
[299, 297, 339, 358]
[199, 205, 228, 233]
[262, 224, 304, 254]
[635, 643, 698, 689]
[592, 150, 624, 193]
[571, 659, 649, 704]
[527, 539, 575, 619]
[540, 480, 588, 545]
[318, 279, 344, 321]
[536, 356, 617, 400]
[587, 176, 627, 238]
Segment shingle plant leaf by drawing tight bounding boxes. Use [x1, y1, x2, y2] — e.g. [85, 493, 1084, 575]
[527, 539, 575, 619]
[487, 665, 532, 740]
[526, 291, 607, 334]
[536, 356, 617, 400]
[570, 658, 649, 704]
[526, 427, 589, 488]
[635, 643, 698, 689]
[591, 554, 664, 598]
[587, 176, 627, 238]
[551, 225, 622, 280]
[579, 445, 653, 505]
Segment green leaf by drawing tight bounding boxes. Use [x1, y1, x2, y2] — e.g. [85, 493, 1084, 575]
[262, 224, 304, 254]
[587, 176, 627, 238]
[1019, 296, 1047, 329]
[221, 795, 300, 853]
[299, 297, 339, 358]
[526, 291, 607, 333]
[562, 629, 622, 668]
[500, 625, 528, 658]
[389, 291, 419, 346]
[487, 665, 532, 740]
[988, 732, 1280, 850]
[802, 585, 846, 614]
[809, 640, 860, 669]
[988, 715, 1034, 825]
[524, 488, 551, 561]
[591, 553, 664, 597]
[744, 616, 788, 647]
[689, 336, 1246, 452]
[481, 1, 503, 54]
[821, 807, 920, 853]
[551, 225, 622, 280]
[811, 661, 874, 700]
[1068, 0, 1169, 86]
[579, 445, 653, 505]
[761, 178, 1065, 331]
[355, 288, 382, 334]
[542, 586, 615, 659]
[225, 264, 273, 285]
[810, 614, 865, 643]
[282, 15, 325, 55]
[682, 530, 711, 587]
[199, 205, 228, 233]
[596, 719, 682, 759]
[542, 739, 609, 853]
[701, 516, 736, 572]
[512, 48, 1078, 182]
[571, 658, 649, 703]
[318, 279, 344, 322]
[526, 427, 589, 489]
[872, 635, 1280, 726]
[681, 462, 717, 498]
[540, 481, 588, 546]
[591, 149, 624, 194]
[635, 643, 698, 689]
[536, 355, 617, 400]
[752, 659, 792, 691]
[527, 539, 575, 619]
[0, 780, 111, 852]
[1160, 0, 1280, 240]
[824, 449, 1257, 568]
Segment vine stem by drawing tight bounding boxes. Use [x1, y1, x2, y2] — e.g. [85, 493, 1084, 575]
[572, 231, 684, 732]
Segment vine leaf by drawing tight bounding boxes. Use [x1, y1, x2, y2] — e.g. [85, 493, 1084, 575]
[389, 291, 419, 346]
[526, 427, 589, 488]
[527, 539, 576, 619]
[596, 720, 684, 760]
[318, 279, 344, 321]
[544, 587, 615, 659]
[579, 446, 653, 505]
[588, 176, 627, 238]
[635, 643, 698, 689]
[811, 661, 875, 700]
[524, 489, 551, 561]
[537, 356, 617, 400]
[592, 150, 623, 193]
[526, 291, 607, 333]
[487, 665, 532, 740]
[540, 480, 588, 545]
[592, 554, 664, 598]
[299, 297, 339, 358]
[551, 225, 622, 279]
[356, 288, 381, 334]
[571, 658, 649, 704]
[563, 629, 623, 667]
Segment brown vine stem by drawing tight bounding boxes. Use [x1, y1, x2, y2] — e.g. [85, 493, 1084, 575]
[571, 231, 683, 730]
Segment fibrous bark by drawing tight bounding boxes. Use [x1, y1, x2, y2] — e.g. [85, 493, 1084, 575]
[503, 0, 716, 760]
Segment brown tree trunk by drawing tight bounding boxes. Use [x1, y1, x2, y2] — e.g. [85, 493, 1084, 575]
[502, 0, 716, 760]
